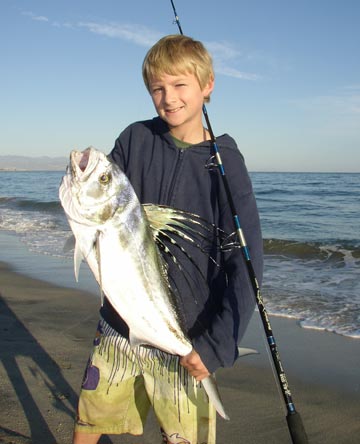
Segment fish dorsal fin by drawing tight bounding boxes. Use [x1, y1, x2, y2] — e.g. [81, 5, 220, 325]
[143, 204, 214, 239]
[74, 241, 84, 282]
[237, 347, 259, 358]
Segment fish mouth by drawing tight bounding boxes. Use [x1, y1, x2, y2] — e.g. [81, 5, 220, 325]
[70, 147, 99, 181]
[75, 150, 90, 172]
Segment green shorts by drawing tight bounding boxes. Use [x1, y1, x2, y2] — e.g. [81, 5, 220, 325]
[75, 318, 216, 444]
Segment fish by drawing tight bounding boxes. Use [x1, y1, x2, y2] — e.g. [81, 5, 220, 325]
[59, 146, 257, 420]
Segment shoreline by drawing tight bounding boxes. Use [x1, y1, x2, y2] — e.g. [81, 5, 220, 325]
[1, 233, 360, 443]
[1, 230, 359, 344]
[0, 231, 100, 296]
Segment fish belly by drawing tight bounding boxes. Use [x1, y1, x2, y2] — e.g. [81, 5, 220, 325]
[86, 226, 192, 357]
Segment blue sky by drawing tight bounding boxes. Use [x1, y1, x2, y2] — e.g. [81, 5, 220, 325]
[1, 0, 359, 172]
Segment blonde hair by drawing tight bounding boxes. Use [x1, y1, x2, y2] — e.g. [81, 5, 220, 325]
[142, 35, 214, 103]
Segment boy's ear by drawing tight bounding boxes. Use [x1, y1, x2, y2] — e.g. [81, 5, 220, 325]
[203, 78, 215, 99]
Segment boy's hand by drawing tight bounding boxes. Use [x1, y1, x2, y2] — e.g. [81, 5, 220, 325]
[180, 349, 210, 381]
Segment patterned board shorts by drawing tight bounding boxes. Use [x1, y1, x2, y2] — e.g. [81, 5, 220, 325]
[75, 318, 216, 444]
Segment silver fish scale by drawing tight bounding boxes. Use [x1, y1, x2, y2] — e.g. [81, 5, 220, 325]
[59, 147, 229, 420]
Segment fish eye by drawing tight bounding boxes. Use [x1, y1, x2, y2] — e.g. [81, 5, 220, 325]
[99, 172, 111, 185]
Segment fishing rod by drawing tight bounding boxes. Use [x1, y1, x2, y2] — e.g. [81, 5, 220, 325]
[169, 1, 308, 443]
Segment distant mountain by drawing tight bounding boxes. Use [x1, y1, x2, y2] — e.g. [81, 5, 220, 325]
[0, 155, 68, 171]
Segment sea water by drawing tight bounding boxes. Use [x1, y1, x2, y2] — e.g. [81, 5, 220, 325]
[0, 170, 359, 338]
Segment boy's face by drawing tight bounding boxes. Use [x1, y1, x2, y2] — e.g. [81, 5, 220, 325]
[148, 72, 214, 139]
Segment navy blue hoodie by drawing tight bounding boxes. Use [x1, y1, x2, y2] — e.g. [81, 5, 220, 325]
[101, 117, 263, 373]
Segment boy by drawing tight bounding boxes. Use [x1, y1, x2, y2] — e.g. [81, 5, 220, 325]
[73, 34, 263, 444]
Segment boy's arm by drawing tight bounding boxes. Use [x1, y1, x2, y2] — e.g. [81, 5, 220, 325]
[193, 147, 263, 374]
[108, 135, 126, 170]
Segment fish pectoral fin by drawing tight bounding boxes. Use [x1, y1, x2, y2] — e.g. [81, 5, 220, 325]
[201, 375, 230, 420]
[63, 234, 76, 252]
[237, 347, 259, 358]
[74, 242, 85, 282]
[94, 231, 105, 306]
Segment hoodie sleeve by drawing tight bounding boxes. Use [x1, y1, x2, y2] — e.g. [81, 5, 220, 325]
[192, 141, 263, 373]
[108, 129, 128, 171]
[109, 120, 153, 174]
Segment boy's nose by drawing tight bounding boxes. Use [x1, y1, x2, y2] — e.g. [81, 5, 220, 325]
[163, 88, 177, 104]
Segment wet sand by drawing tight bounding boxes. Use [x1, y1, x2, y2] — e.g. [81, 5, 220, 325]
[1, 258, 360, 444]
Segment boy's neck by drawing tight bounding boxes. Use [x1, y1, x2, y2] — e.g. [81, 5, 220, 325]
[169, 126, 211, 145]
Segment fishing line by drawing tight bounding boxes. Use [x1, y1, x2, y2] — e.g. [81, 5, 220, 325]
[169, 1, 308, 443]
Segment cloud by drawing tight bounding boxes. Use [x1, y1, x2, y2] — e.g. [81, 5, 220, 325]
[343, 84, 360, 91]
[52, 21, 74, 29]
[21, 10, 261, 81]
[289, 88, 360, 138]
[205, 41, 261, 80]
[213, 64, 261, 80]
[78, 22, 163, 47]
[292, 91, 360, 116]
[205, 41, 242, 61]
[22, 11, 49, 22]
[77, 23, 261, 80]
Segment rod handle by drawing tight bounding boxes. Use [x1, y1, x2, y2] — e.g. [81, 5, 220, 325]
[286, 411, 309, 444]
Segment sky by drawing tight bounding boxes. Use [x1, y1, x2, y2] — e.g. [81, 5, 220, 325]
[1, 0, 360, 172]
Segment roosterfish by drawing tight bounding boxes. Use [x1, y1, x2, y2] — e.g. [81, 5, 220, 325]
[59, 146, 256, 420]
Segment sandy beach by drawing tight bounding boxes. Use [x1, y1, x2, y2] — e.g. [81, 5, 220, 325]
[1, 244, 360, 443]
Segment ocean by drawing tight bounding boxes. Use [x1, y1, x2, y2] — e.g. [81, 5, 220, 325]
[0, 170, 359, 339]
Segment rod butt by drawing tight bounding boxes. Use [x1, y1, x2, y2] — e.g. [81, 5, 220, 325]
[286, 411, 309, 444]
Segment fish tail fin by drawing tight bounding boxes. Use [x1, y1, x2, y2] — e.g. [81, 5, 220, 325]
[201, 375, 230, 421]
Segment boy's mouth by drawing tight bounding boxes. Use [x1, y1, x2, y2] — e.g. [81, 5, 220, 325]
[166, 106, 184, 114]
